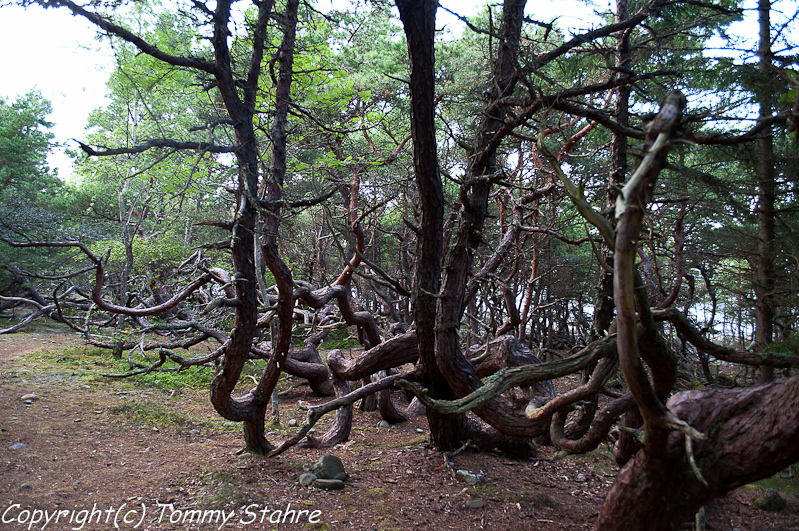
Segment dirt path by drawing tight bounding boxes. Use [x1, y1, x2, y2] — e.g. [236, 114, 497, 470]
[1, 332, 797, 530]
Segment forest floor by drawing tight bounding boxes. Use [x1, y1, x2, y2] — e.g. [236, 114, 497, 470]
[1, 327, 798, 531]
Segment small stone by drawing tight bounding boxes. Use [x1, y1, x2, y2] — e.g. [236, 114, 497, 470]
[455, 469, 484, 486]
[299, 473, 317, 486]
[20, 393, 38, 401]
[313, 479, 345, 491]
[575, 473, 587, 483]
[189, 429, 200, 435]
[312, 455, 346, 480]
[237, 452, 252, 459]
[8, 443, 27, 450]
[755, 489, 786, 512]
[416, 428, 424, 433]
[466, 499, 487, 509]
[377, 420, 390, 428]
[19, 483, 32, 489]
[288, 419, 298, 427]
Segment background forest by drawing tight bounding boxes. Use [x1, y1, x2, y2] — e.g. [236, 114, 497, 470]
[1, 0, 798, 528]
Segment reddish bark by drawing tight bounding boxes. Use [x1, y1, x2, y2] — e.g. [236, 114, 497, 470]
[326, 329, 418, 381]
[302, 367, 353, 448]
[597, 375, 799, 530]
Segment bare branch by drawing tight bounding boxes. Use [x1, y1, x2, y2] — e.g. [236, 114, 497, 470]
[39, 0, 217, 73]
[78, 139, 236, 157]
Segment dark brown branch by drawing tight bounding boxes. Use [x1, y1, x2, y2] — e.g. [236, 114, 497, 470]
[268, 367, 415, 457]
[78, 139, 236, 157]
[41, 0, 217, 73]
[654, 307, 799, 367]
[398, 334, 617, 416]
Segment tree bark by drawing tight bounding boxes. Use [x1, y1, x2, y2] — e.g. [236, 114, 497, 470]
[395, 0, 467, 449]
[433, 0, 529, 447]
[755, 0, 776, 383]
[203, 0, 278, 454]
[597, 375, 799, 530]
[613, 91, 685, 437]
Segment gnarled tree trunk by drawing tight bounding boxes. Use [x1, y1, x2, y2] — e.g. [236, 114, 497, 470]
[597, 375, 799, 530]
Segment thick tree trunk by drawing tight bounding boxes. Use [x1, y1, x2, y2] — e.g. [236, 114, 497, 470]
[209, 0, 296, 455]
[395, 0, 465, 450]
[209, 0, 277, 455]
[597, 375, 799, 530]
[250, 0, 300, 453]
[433, 0, 530, 448]
[398, 0, 548, 448]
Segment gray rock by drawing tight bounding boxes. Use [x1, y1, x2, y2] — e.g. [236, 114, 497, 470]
[299, 473, 317, 486]
[755, 489, 786, 512]
[288, 419, 298, 427]
[313, 479, 345, 491]
[466, 499, 487, 509]
[237, 452, 252, 459]
[20, 393, 38, 401]
[377, 420, 391, 428]
[455, 469, 484, 486]
[312, 455, 346, 480]
[8, 443, 27, 450]
[189, 429, 200, 435]
[575, 473, 587, 483]
[20, 483, 32, 489]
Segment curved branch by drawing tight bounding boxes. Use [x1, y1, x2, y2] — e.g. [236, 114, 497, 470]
[538, 118, 616, 247]
[294, 282, 382, 349]
[92, 269, 215, 317]
[551, 393, 637, 454]
[78, 139, 236, 157]
[268, 367, 414, 457]
[613, 90, 685, 439]
[654, 307, 799, 367]
[398, 334, 617, 416]
[326, 328, 418, 380]
[41, 0, 217, 73]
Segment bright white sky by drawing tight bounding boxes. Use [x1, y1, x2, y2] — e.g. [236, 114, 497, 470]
[0, 0, 780, 179]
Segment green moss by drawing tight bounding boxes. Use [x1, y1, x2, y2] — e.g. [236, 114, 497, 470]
[108, 401, 208, 429]
[15, 341, 219, 392]
[377, 435, 427, 448]
[319, 328, 360, 350]
[750, 467, 799, 496]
